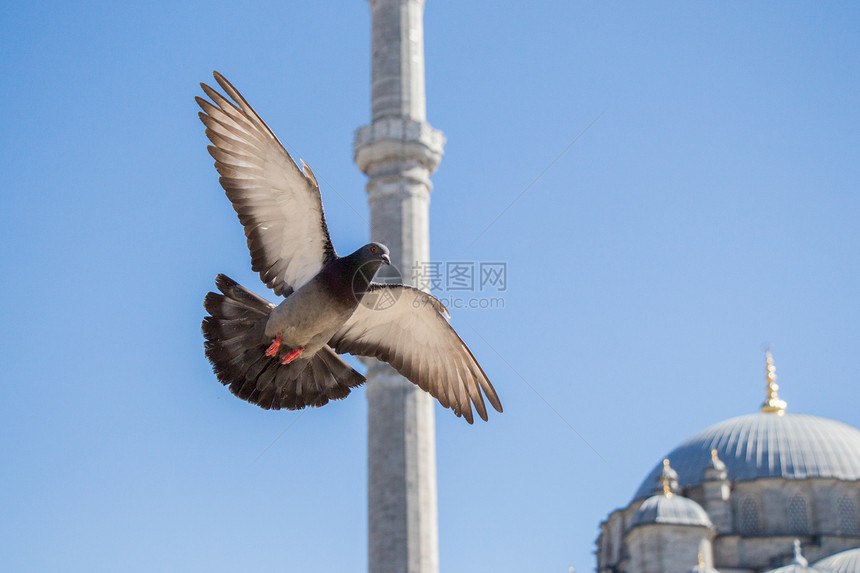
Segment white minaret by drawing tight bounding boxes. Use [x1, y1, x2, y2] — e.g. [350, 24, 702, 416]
[354, 1, 445, 572]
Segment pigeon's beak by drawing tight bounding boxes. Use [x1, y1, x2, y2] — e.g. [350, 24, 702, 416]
[381, 253, 391, 265]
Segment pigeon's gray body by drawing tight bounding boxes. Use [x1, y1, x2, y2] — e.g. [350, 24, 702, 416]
[264, 248, 387, 356]
[199, 72, 502, 423]
[264, 277, 344, 354]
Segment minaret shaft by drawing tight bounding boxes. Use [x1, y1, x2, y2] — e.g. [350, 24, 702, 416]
[370, 0, 427, 122]
[366, 366, 438, 573]
[355, 1, 444, 573]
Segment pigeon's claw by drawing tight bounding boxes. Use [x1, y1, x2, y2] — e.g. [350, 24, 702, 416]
[265, 333, 281, 357]
[281, 347, 304, 365]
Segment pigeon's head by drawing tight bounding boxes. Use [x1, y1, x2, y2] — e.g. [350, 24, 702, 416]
[346, 243, 393, 298]
[358, 242, 391, 266]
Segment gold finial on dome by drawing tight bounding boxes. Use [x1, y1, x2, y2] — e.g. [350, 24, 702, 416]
[662, 478, 673, 497]
[661, 459, 674, 498]
[761, 348, 787, 415]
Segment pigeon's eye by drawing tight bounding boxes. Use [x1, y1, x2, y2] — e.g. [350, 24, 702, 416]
[370, 246, 377, 253]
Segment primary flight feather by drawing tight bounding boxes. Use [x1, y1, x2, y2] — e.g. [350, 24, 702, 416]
[199, 71, 502, 423]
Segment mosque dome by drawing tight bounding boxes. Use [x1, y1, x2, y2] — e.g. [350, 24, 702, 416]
[629, 491, 713, 529]
[814, 548, 860, 573]
[633, 412, 860, 500]
[634, 352, 860, 500]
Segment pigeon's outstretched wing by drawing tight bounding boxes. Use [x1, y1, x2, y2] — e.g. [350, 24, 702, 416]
[197, 71, 336, 297]
[328, 285, 503, 423]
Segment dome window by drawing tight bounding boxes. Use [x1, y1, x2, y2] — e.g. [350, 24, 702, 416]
[787, 496, 810, 536]
[740, 496, 763, 536]
[837, 495, 858, 536]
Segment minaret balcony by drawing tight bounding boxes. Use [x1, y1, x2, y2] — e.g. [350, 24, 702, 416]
[354, 116, 445, 175]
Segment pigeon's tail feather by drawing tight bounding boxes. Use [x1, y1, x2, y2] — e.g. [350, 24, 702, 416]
[202, 274, 365, 411]
[202, 274, 273, 388]
[243, 346, 366, 410]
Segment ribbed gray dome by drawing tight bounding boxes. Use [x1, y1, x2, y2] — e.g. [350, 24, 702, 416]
[634, 413, 860, 500]
[629, 493, 713, 529]
[814, 548, 860, 573]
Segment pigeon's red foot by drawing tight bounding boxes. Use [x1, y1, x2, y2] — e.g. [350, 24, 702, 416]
[265, 333, 281, 357]
[281, 347, 304, 365]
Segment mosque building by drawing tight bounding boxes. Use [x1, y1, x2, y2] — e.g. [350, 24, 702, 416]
[594, 351, 860, 573]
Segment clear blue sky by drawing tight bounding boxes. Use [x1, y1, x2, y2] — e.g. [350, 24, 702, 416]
[2, 2, 858, 571]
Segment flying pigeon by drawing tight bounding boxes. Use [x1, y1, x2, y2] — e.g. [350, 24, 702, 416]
[198, 72, 502, 423]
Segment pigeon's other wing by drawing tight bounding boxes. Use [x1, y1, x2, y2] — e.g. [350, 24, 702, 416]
[197, 71, 336, 296]
[328, 285, 502, 423]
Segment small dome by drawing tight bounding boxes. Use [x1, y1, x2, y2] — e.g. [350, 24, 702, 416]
[813, 548, 860, 573]
[634, 413, 860, 500]
[629, 492, 713, 529]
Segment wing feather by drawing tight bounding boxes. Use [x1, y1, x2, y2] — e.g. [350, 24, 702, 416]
[198, 71, 336, 296]
[328, 285, 502, 423]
